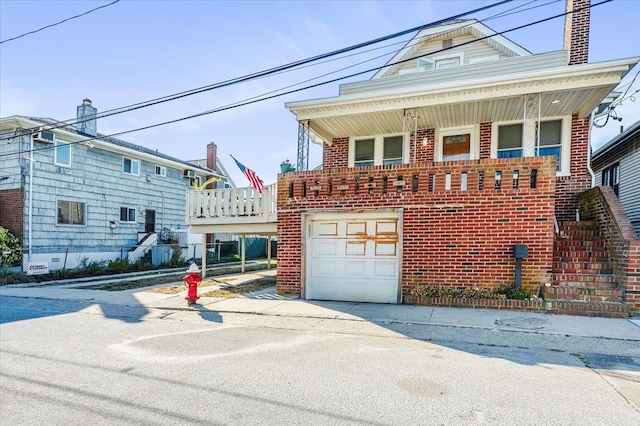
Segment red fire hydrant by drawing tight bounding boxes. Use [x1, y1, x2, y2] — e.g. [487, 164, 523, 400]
[184, 263, 202, 305]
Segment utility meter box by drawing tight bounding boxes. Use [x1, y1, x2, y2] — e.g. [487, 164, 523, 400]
[513, 244, 528, 259]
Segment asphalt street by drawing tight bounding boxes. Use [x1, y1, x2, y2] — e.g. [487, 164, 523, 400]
[1, 295, 639, 425]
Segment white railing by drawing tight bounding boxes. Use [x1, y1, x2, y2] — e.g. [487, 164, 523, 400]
[186, 183, 277, 221]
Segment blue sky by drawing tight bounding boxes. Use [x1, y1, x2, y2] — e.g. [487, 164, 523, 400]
[1, 0, 639, 186]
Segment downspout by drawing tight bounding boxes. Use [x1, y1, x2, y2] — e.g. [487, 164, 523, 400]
[587, 110, 596, 188]
[28, 133, 33, 262]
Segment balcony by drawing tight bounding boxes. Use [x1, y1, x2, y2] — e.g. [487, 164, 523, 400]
[186, 183, 277, 235]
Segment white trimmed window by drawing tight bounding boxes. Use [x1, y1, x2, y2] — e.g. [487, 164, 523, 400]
[120, 207, 136, 223]
[57, 200, 85, 225]
[54, 139, 71, 167]
[492, 117, 570, 173]
[155, 165, 167, 177]
[435, 125, 479, 162]
[123, 158, 140, 175]
[350, 134, 407, 167]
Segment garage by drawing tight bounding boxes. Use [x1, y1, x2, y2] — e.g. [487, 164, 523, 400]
[305, 212, 401, 303]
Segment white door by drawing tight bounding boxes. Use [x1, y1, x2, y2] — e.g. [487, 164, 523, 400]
[306, 214, 400, 303]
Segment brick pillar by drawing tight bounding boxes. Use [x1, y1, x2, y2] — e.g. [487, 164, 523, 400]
[564, 0, 590, 65]
[0, 188, 24, 240]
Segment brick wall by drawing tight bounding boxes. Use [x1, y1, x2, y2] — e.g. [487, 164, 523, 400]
[479, 122, 492, 159]
[564, 0, 591, 65]
[323, 137, 349, 169]
[0, 188, 24, 240]
[555, 114, 591, 222]
[277, 157, 556, 297]
[580, 186, 640, 311]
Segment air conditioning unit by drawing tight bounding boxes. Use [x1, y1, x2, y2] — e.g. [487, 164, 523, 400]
[33, 130, 55, 144]
[184, 170, 196, 178]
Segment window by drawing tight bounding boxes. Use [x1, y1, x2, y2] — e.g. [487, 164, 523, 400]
[497, 124, 523, 158]
[602, 163, 619, 196]
[123, 158, 140, 175]
[57, 200, 85, 225]
[355, 139, 375, 167]
[537, 120, 562, 168]
[54, 139, 71, 167]
[155, 165, 167, 177]
[435, 57, 460, 69]
[494, 118, 568, 173]
[189, 176, 202, 188]
[383, 136, 403, 165]
[351, 135, 406, 167]
[120, 207, 136, 222]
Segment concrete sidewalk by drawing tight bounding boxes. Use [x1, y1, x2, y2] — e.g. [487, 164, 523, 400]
[2, 268, 639, 341]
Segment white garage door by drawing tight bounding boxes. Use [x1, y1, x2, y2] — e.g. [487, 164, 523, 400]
[306, 214, 400, 304]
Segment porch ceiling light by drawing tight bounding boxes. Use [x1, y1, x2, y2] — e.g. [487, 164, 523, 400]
[551, 99, 560, 104]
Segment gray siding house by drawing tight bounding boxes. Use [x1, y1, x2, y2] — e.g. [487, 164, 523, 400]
[592, 120, 640, 237]
[0, 99, 230, 271]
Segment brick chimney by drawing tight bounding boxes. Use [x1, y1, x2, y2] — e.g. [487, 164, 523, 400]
[76, 98, 97, 136]
[564, 0, 590, 65]
[206, 142, 217, 170]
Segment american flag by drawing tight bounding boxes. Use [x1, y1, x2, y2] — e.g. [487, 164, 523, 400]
[231, 155, 264, 194]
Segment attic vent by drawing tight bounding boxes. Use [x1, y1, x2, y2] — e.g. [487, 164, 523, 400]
[443, 39, 453, 49]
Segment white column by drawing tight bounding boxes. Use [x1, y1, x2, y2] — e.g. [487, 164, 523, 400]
[201, 233, 207, 278]
[241, 234, 246, 273]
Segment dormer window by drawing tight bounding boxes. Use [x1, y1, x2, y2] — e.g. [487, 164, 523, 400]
[435, 55, 462, 69]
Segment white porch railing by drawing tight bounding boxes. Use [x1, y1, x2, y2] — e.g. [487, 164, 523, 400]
[186, 183, 277, 223]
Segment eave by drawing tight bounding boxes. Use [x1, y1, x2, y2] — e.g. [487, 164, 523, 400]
[287, 57, 639, 144]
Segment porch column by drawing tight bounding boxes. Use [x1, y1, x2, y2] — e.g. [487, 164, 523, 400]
[201, 233, 207, 278]
[267, 236, 272, 270]
[241, 234, 246, 273]
[523, 93, 541, 155]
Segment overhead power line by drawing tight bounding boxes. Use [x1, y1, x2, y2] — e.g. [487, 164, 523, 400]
[0, 0, 121, 44]
[0, 0, 515, 141]
[0, 0, 614, 162]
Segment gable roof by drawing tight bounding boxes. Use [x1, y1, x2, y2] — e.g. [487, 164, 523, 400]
[0, 115, 217, 176]
[372, 19, 531, 80]
[592, 119, 640, 161]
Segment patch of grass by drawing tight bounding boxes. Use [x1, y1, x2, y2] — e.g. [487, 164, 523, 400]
[149, 277, 231, 294]
[200, 277, 276, 298]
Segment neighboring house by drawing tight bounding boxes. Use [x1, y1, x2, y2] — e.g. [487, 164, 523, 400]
[186, 0, 640, 314]
[0, 99, 230, 271]
[592, 120, 640, 237]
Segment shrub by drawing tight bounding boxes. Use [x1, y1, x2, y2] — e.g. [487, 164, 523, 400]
[496, 283, 534, 300]
[0, 227, 22, 267]
[409, 284, 533, 300]
[0, 267, 34, 285]
[107, 258, 131, 274]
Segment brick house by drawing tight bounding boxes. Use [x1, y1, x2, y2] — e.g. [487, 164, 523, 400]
[187, 0, 640, 314]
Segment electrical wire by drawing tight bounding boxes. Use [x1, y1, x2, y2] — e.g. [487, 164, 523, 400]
[1, 0, 558, 141]
[0, 0, 613, 161]
[0, 0, 516, 140]
[0, 0, 121, 44]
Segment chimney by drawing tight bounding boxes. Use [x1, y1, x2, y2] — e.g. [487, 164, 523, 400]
[76, 98, 97, 136]
[206, 142, 217, 170]
[564, 0, 590, 65]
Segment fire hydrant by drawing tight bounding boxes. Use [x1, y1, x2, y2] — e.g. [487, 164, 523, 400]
[183, 263, 202, 305]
